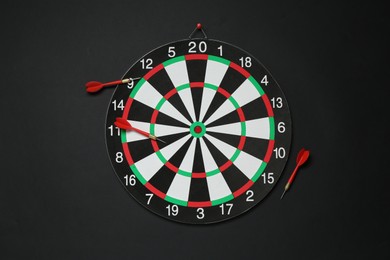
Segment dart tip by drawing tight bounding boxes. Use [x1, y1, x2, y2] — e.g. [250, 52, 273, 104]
[280, 189, 287, 200]
[157, 138, 167, 144]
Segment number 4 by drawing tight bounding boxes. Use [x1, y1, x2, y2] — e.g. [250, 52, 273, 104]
[261, 75, 269, 86]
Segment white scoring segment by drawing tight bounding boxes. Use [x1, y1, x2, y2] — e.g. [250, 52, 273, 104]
[207, 174, 232, 201]
[125, 120, 190, 143]
[178, 138, 197, 173]
[133, 134, 191, 181]
[176, 88, 197, 122]
[132, 153, 163, 182]
[199, 139, 232, 201]
[204, 59, 229, 86]
[231, 78, 262, 106]
[199, 138, 220, 172]
[158, 99, 192, 126]
[199, 59, 229, 121]
[165, 138, 196, 202]
[245, 118, 271, 140]
[133, 81, 163, 109]
[204, 134, 236, 159]
[164, 60, 190, 86]
[124, 120, 149, 142]
[166, 174, 191, 202]
[199, 87, 216, 122]
[153, 123, 189, 138]
[207, 121, 241, 136]
[205, 133, 263, 180]
[164, 60, 197, 122]
[233, 150, 264, 180]
[207, 118, 271, 140]
[204, 99, 236, 126]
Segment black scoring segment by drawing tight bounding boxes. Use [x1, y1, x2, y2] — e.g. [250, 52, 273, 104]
[147, 69, 175, 97]
[186, 59, 207, 82]
[206, 108, 241, 128]
[242, 136, 269, 161]
[167, 94, 193, 123]
[206, 131, 241, 149]
[155, 111, 189, 128]
[240, 97, 268, 121]
[191, 87, 203, 122]
[167, 137, 193, 168]
[148, 165, 176, 194]
[192, 139, 205, 173]
[202, 137, 229, 168]
[126, 139, 155, 163]
[127, 99, 154, 122]
[202, 92, 227, 124]
[220, 163, 250, 193]
[188, 178, 210, 202]
[154, 132, 189, 150]
[218, 66, 247, 95]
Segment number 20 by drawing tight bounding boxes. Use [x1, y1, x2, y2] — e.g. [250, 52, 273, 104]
[188, 41, 207, 53]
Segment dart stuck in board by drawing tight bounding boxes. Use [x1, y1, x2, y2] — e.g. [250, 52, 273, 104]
[85, 77, 140, 93]
[86, 24, 292, 224]
[115, 118, 166, 143]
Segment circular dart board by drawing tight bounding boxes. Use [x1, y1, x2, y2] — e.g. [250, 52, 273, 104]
[106, 39, 292, 224]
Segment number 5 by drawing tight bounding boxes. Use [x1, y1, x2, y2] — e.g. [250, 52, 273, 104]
[168, 46, 176, 58]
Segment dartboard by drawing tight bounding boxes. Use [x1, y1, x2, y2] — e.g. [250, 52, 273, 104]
[106, 39, 292, 224]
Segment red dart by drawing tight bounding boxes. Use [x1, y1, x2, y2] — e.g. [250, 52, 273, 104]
[85, 78, 136, 93]
[280, 148, 310, 199]
[114, 118, 166, 143]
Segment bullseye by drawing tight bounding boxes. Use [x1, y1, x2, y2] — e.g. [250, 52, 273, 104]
[190, 122, 206, 138]
[194, 126, 202, 133]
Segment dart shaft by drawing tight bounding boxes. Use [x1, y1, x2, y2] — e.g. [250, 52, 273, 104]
[103, 78, 130, 87]
[287, 165, 299, 184]
[131, 127, 150, 138]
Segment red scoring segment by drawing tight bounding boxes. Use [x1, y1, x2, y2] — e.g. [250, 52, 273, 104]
[185, 54, 208, 61]
[144, 64, 164, 81]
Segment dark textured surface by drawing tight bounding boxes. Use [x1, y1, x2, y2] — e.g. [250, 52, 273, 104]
[1, 1, 389, 259]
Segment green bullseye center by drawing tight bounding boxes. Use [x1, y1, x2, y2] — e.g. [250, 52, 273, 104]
[190, 122, 206, 138]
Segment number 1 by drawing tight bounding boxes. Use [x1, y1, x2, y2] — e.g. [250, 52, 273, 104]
[218, 45, 223, 56]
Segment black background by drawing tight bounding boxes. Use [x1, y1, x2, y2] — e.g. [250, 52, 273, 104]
[1, 0, 389, 259]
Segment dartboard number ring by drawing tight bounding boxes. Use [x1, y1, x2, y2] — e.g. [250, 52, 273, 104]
[106, 39, 292, 224]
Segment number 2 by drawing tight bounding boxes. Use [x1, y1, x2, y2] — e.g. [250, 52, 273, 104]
[246, 190, 254, 202]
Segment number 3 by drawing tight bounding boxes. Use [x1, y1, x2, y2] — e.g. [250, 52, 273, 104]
[197, 208, 205, 219]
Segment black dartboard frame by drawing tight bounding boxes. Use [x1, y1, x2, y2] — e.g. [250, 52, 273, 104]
[106, 38, 292, 224]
